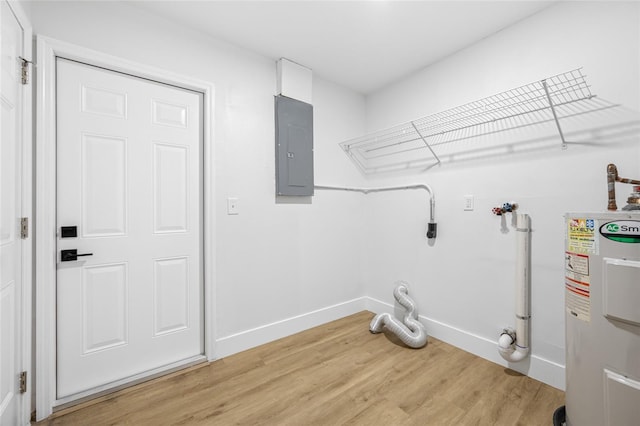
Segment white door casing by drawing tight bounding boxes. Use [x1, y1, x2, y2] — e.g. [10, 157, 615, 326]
[36, 37, 216, 420]
[0, 1, 32, 425]
[56, 58, 204, 399]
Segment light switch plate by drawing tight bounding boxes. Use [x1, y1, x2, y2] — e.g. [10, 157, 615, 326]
[464, 195, 474, 211]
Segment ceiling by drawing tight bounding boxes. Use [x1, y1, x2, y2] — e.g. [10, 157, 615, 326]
[135, 1, 556, 95]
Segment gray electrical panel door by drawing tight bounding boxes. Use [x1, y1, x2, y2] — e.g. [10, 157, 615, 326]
[275, 95, 313, 196]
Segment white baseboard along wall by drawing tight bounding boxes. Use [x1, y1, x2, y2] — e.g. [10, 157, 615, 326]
[215, 296, 565, 391]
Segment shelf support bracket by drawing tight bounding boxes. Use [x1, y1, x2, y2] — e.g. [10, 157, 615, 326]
[410, 121, 441, 165]
[542, 79, 568, 150]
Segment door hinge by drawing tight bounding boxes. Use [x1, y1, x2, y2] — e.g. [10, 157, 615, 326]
[20, 217, 28, 239]
[19, 371, 27, 394]
[19, 56, 32, 85]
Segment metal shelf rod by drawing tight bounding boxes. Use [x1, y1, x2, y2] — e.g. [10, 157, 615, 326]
[542, 79, 568, 150]
[410, 121, 441, 165]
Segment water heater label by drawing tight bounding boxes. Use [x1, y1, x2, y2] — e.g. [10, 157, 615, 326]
[565, 251, 589, 276]
[599, 220, 640, 243]
[565, 251, 591, 322]
[567, 218, 598, 254]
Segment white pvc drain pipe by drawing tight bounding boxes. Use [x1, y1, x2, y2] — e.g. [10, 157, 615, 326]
[498, 213, 531, 362]
[370, 282, 427, 348]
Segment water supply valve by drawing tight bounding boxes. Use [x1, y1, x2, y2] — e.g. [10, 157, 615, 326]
[492, 202, 518, 216]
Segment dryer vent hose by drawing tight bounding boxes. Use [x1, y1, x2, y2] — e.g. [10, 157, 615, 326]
[369, 282, 427, 348]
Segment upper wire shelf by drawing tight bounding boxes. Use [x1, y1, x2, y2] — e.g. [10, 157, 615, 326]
[341, 69, 617, 174]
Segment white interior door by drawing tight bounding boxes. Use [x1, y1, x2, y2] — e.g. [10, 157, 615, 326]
[0, 1, 25, 423]
[56, 58, 204, 399]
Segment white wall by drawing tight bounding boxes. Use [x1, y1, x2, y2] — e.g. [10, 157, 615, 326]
[31, 1, 367, 358]
[363, 1, 640, 389]
[31, 0, 640, 395]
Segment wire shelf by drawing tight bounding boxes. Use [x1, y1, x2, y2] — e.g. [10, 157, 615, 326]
[340, 69, 617, 174]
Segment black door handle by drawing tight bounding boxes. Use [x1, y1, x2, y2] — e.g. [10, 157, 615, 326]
[61, 249, 93, 262]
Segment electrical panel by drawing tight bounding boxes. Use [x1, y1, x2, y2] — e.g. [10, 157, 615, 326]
[275, 95, 313, 196]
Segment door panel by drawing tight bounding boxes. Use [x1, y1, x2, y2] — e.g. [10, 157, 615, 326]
[81, 133, 128, 237]
[56, 59, 203, 399]
[153, 143, 188, 233]
[0, 0, 24, 424]
[153, 257, 189, 335]
[82, 263, 128, 353]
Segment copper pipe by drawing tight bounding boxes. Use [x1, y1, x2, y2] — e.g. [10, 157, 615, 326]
[607, 163, 640, 211]
[608, 164, 619, 211]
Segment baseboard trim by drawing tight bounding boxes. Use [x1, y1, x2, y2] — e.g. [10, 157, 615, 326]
[214, 297, 367, 359]
[213, 296, 565, 390]
[365, 296, 565, 391]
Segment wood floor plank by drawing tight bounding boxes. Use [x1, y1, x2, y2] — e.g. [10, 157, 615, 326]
[402, 395, 467, 426]
[343, 397, 411, 425]
[516, 383, 566, 426]
[39, 311, 564, 425]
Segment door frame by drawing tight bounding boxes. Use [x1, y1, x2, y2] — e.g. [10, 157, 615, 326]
[35, 36, 217, 420]
[3, 1, 33, 424]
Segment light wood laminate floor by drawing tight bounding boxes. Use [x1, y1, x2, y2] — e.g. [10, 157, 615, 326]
[39, 311, 564, 425]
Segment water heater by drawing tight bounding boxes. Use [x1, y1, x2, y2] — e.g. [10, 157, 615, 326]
[563, 212, 640, 425]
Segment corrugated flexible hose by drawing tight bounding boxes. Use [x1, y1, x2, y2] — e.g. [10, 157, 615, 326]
[369, 282, 427, 348]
